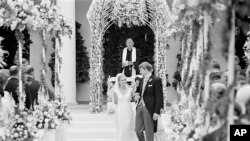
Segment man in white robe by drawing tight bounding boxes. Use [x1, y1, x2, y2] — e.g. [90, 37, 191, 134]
[121, 38, 140, 77]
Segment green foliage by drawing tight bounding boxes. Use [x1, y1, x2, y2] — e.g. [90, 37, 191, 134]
[76, 22, 90, 83]
[0, 27, 31, 68]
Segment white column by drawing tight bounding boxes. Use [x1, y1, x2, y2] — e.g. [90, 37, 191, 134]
[57, 0, 76, 104]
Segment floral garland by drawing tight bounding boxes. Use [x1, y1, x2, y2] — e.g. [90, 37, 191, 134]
[168, 1, 222, 139]
[0, 0, 72, 35]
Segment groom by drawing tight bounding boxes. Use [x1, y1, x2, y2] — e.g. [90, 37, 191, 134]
[134, 62, 164, 141]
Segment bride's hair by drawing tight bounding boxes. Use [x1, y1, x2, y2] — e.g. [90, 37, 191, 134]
[114, 73, 127, 92]
[116, 73, 126, 86]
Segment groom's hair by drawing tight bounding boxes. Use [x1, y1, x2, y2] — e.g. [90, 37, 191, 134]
[139, 62, 153, 72]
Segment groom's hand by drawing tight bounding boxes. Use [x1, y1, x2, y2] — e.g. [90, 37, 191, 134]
[153, 113, 160, 121]
[128, 61, 133, 65]
[122, 62, 129, 68]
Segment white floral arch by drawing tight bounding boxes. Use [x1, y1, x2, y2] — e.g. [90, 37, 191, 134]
[87, 0, 173, 113]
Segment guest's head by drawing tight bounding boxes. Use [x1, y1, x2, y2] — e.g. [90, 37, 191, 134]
[0, 69, 10, 86]
[126, 38, 134, 49]
[26, 66, 35, 77]
[9, 65, 18, 76]
[134, 77, 141, 87]
[139, 62, 153, 77]
[235, 56, 240, 65]
[116, 73, 127, 88]
[25, 75, 33, 86]
[22, 58, 29, 66]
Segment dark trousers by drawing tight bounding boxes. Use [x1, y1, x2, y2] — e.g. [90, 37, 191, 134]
[135, 104, 154, 141]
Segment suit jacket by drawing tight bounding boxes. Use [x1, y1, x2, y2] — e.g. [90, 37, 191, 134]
[5, 77, 19, 104]
[26, 79, 40, 109]
[136, 75, 164, 132]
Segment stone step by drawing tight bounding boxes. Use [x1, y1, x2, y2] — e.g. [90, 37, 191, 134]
[68, 129, 116, 139]
[72, 114, 115, 122]
[69, 139, 115, 141]
[70, 121, 115, 129]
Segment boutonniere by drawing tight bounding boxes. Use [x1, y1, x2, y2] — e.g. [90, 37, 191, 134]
[149, 78, 152, 82]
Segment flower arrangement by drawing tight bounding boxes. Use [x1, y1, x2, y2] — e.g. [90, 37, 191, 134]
[33, 102, 59, 130]
[107, 102, 116, 115]
[243, 31, 250, 60]
[167, 94, 207, 141]
[53, 100, 72, 122]
[5, 110, 37, 140]
[0, 0, 72, 36]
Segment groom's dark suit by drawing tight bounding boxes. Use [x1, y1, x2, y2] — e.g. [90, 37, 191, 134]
[135, 74, 164, 141]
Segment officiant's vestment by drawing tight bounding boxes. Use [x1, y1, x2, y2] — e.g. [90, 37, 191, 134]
[120, 47, 141, 77]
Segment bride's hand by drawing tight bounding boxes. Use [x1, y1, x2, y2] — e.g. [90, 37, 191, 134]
[134, 93, 140, 101]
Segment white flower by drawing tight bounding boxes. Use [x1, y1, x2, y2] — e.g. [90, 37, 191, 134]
[59, 111, 63, 116]
[10, 20, 18, 31]
[15, 115, 20, 119]
[44, 111, 48, 116]
[193, 133, 199, 139]
[0, 18, 4, 27]
[38, 124, 43, 128]
[45, 118, 50, 123]
[178, 125, 184, 129]
[50, 123, 55, 128]
[23, 3, 29, 11]
[14, 133, 19, 137]
[0, 8, 4, 17]
[183, 127, 191, 134]
[187, 0, 198, 7]
[44, 124, 49, 128]
[26, 123, 32, 128]
[188, 138, 195, 141]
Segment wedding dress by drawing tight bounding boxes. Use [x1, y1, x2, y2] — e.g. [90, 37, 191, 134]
[115, 87, 138, 141]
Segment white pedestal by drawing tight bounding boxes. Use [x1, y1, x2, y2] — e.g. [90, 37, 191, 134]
[55, 121, 69, 141]
[42, 129, 55, 141]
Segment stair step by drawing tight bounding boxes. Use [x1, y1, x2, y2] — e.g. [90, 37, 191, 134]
[70, 121, 115, 129]
[68, 129, 116, 139]
[69, 139, 115, 141]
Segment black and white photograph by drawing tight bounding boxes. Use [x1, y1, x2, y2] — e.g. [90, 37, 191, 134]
[0, 0, 250, 141]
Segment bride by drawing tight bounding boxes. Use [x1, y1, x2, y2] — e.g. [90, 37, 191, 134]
[108, 73, 138, 141]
